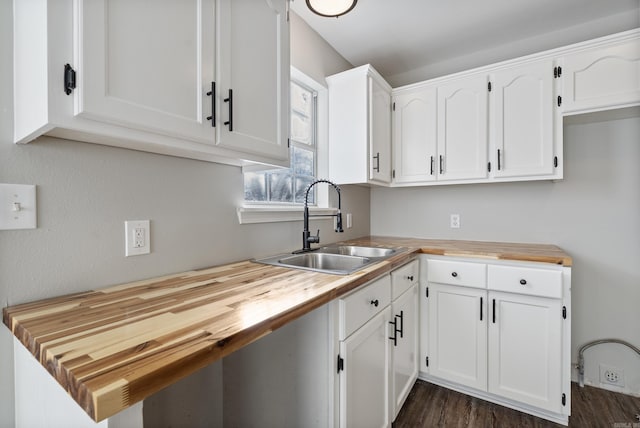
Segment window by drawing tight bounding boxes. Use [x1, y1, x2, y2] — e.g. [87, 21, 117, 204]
[244, 79, 318, 205]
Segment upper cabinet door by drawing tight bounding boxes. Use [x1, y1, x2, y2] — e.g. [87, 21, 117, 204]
[370, 76, 392, 184]
[437, 75, 489, 181]
[562, 36, 640, 115]
[490, 60, 556, 178]
[393, 86, 437, 184]
[217, 0, 290, 163]
[78, 0, 216, 143]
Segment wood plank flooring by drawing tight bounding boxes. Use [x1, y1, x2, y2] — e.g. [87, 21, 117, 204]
[394, 380, 640, 427]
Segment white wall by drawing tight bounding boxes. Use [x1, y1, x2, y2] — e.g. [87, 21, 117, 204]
[371, 112, 640, 395]
[0, 4, 361, 428]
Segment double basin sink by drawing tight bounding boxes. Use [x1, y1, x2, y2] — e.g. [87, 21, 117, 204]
[255, 245, 401, 275]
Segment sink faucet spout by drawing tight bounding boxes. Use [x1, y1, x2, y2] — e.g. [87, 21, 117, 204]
[300, 179, 344, 252]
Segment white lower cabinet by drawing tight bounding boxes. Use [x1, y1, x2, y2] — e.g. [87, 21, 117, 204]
[421, 255, 571, 425]
[337, 260, 419, 427]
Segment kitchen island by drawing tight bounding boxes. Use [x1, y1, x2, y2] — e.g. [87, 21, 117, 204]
[2, 237, 571, 423]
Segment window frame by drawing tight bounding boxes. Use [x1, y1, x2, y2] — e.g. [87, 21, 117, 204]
[237, 67, 332, 224]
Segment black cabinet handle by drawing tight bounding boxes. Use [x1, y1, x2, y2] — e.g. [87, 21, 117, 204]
[396, 311, 404, 338]
[451, 272, 458, 278]
[224, 89, 233, 131]
[430, 156, 434, 175]
[480, 297, 483, 321]
[492, 299, 496, 324]
[206, 81, 216, 127]
[407, 275, 414, 281]
[373, 152, 380, 173]
[520, 279, 527, 285]
[497, 149, 501, 170]
[370, 299, 379, 307]
[439, 155, 444, 174]
[389, 319, 398, 346]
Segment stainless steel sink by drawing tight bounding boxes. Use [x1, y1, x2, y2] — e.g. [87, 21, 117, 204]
[254, 245, 402, 275]
[318, 245, 396, 258]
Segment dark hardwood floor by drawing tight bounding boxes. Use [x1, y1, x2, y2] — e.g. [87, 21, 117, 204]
[393, 380, 640, 428]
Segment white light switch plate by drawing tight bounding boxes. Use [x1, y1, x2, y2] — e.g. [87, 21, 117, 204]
[0, 183, 37, 230]
[125, 220, 150, 256]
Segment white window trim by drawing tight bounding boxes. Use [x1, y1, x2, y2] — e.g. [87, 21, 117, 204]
[238, 67, 330, 225]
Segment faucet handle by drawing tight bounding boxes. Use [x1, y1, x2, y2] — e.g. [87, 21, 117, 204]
[309, 229, 320, 244]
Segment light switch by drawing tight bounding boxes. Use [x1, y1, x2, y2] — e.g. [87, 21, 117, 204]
[0, 183, 37, 230]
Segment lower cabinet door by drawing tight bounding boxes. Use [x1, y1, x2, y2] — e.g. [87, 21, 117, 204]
[488, 291, 563, 413]
[391, 284, 419, 419]
[428, 283, 487, 390]
[340, 308, 391, 428]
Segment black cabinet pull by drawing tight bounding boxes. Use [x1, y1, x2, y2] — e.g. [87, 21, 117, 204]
[480, 297, 483, 321]
[451, 272, 458, 278]
[224, 89, 233, 131]
[520, 279, 527, 285]
[492, 299, 496, 324]
[430, 156, 434, 175]
[407, 275, 414, 281]
[206, 81, 216, 127]
[396, 311, 404, 338]
[373, 152, 380, 173]
[370, 299, 379, 307]
[497, 149, 501, 170]
[439, 155, 444, 174]
[389, 319, 398, 346]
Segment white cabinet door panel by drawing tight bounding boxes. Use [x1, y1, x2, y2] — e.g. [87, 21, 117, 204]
[370, 76, 392, 184]
[488, 291, 563, 413]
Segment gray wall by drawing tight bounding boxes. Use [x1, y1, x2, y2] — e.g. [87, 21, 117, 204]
[0, 3, 359, 427]
[371, 112, 640, 394]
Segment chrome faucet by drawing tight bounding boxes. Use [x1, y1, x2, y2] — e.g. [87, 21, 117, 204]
[300, 179, 343, 252]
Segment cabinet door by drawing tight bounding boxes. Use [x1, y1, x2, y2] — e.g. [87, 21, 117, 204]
[393, 87, 437, 183]
[390, 284, 419, 420]
[78, 0, 216, 143]
[340, 308, 391, 428]
[217, 0, 290, 162]
[490, 60, 556, 178]
[428, 283, 487, 390]
[370, 76, 392, 184]
[488, 291, 563, 413]
[563, 37, 640, 114]
[437, 75, 489, 181]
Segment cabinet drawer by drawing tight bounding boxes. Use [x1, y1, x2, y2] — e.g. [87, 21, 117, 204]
[427, 259, 486, 288]
[340, 275, 391, 340]
[391, 259, 419, 299]
[488, 265, 562, 298]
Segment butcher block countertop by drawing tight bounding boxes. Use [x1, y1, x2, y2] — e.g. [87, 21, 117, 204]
[2, 237, 571, 422]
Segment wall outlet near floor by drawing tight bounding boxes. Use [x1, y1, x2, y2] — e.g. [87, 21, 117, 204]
[599, 364, 624, 387]
[125, 220, 150, 257]
[450, 214, 460, 229]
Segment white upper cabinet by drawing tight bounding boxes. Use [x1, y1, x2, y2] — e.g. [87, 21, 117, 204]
[562, 30, 640, 115]
[328, 65, 392, 185]
[78, 0, 216, 143]
[392, 86, 437, 183]
[437, 74, 489, 181]
[216, 0, 290, 162]
[12, 0, 290, 166]
[489, 59, 560, 179]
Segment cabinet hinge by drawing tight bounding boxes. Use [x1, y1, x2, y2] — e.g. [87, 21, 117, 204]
[287, 138, 290, 148]
[392, 102, 396, 111]
[554, 156, 558, 168]
[562, 306, 567, 319]
[487, 162, 491, 173]
[425, 287, 429, 298]
[337, 355, 344, 373]
[557, 95, 562, 107]
[392, 169, 396, 179]
[425, 356, 429, 367]
[562, 393, 566, 406]
[555, 66, 562, 78]
[488, 81, 492, 92]
[64, 64, 76, 95]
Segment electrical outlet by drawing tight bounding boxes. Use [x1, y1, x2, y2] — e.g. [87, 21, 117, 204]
[346, 213, 353, 229]
[450, 214, 460, 229]
[600, 364, 624, 387]
[125, 220, 150, 257]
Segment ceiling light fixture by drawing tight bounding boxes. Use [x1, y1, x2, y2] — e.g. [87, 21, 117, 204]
[306, 0, 357, 18]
